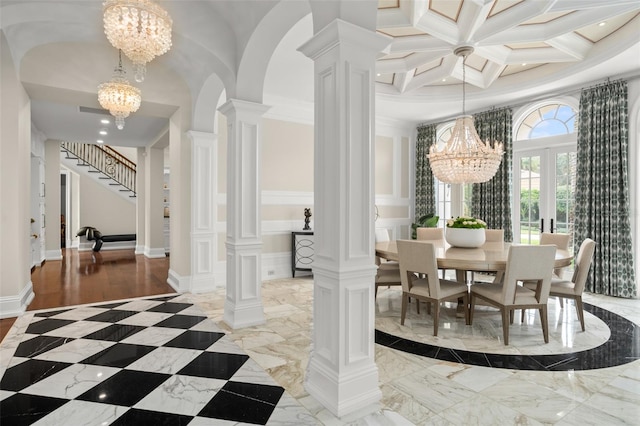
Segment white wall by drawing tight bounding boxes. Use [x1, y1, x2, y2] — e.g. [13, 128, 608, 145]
[78, 170, 136, 235]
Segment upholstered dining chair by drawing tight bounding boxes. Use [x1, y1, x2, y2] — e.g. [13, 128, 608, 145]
[469, 245, 556, 345]
[540, 232, 571, 278]
[523, 238, 596, 332]
[397, 240, 469, 336]
[470, 229, 505, 284]
[375, 228, 398, 271]
[416, 227, 444, 241]
[374, 228, 401, 297]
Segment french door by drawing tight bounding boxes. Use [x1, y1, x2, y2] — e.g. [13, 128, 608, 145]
[514, 144, 577, 248]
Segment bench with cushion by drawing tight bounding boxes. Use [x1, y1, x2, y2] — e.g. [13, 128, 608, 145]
[76, 226, 136, 252]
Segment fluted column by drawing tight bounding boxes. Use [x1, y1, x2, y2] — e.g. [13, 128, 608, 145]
[298, 19, 391, 417]
[218, 99, 270, 328]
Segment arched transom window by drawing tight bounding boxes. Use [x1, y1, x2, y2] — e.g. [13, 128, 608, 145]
[516, 103, 576, 141]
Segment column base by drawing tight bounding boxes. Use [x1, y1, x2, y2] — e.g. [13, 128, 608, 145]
[223, 298, 266, 329]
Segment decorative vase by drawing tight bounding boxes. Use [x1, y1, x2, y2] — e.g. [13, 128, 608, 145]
[445, 227, 486, 248]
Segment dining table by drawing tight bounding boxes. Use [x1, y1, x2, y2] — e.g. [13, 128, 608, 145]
[375, 239, 573, 280]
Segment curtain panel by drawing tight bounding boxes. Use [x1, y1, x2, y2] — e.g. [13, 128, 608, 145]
[471, 108, 513, 241]
[415, 124, 437, 219]
[575, 80, 636, 298]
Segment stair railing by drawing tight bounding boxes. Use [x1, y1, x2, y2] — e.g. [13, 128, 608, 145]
[61, 141, 136, 194]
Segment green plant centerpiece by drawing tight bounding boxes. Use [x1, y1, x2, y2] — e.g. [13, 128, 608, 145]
[445, 216, 487, 247]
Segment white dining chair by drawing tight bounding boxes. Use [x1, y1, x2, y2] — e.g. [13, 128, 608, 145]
[470, 229, 504, 284]
[416, 227, 444, 241]
[523, 238, 596, 331]
[397, 240, 469, 336]
[540, 232, 571, 279]
[469, 245, 556, 345]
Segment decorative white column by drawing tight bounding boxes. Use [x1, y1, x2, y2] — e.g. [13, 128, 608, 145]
[218, 99, 270, 328]
[144, 146, 165, 258]
[298, 20, 391, 417]
[188, 131, 219, 293]
[135, 147, 146, 255]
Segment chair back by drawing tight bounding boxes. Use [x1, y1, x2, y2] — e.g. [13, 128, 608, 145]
[502, 245, 556, 305]
[416, 227, 444, 241]
[485, 229, 504, 242]
[540, 232, 570, 250]
[571, 238, 596, 294]
[397, 240, 441, 297]
[375, 228, 391, 243]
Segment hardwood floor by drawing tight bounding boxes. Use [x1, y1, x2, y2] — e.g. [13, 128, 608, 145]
[0, 249, 173, 342]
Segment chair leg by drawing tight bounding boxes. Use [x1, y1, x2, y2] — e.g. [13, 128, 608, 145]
[575, 296, 585, 332]
[521, 308, 526, 323]
[433, 302, 440, 336]
[463, 295, 470, 325]
[559, 297, 564, 308]
[509, 309, 514, 324]
[540, 305, 549, 343]
[469, 295, 476, 325]
[375, 284, 378, 298]
[400, 293, 408, 325]
[501, 308, 510, 345]
[416, 299, 420, 314]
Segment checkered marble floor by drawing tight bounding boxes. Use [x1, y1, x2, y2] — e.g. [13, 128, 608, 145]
[0, 294, 317, 425]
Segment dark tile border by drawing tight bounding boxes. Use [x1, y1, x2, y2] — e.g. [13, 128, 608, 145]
[375, 303, 640, 371]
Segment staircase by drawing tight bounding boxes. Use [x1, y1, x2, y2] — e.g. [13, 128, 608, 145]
[60, 142, 136, 200]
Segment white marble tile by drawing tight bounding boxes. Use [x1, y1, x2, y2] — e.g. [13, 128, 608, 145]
[206, 336, 247, 355]
[116, 311, 174, 327]
[23, 363, 120, 399]
[31, 399, 128, 426]
[134, 374, 226, 416]
[480, 376, 581, 423]
[119, 326, 185, 346]
[556, 403, 631, 426]
[125, 347, 201, 374]
[230, 357, 279, 386]
[0, 390, 15, 402]
[585, 382, 640, 423]
[430, 364, 513, 393]
[43, 320, 111, 338]
[113, 299, 164, 312]
[48, 306, 109, 321]
[379, 383, 437, 425]
[439, 394, 543, 426]
[609, 375, 640, 396]
[33, 338, 115, 363]
[390, 369, 476, 414]
[268, 392, 319, 425]
[189, 319, 225, 333]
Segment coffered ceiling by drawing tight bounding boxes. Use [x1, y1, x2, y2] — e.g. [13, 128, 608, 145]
[375, 0, 639, 96]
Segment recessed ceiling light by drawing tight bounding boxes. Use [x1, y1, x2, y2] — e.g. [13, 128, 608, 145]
[100, 119, 110, 124]
[442, 78, 446, 82]
[522, 63, 527, 66]
[99, 129, 108, 135]
[598, 21, 606, 27]
[97, 139, 104, 144]
[376, 73, 381, 77]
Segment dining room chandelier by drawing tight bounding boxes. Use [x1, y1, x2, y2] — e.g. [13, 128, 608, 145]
[428, 46, 503, 184]
[97, 50, 141, 130]
[103, 0, 173, 82]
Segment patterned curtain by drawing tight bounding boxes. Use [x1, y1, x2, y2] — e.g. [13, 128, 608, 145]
[471, 108, 513, 241]
[575, 80, 636, 297]
[415, 124, 436, 219]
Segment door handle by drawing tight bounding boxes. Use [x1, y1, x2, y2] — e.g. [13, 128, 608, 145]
[540, 218, 544, 233]
[550, 218, 554, 233]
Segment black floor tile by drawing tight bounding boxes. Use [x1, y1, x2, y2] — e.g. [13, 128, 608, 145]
[198, 381, 284, 424]
[82, 324, 145, 341]
[33, 308, 72, 318]
[146, 302, 193, 314]
[84, 310, 139, 323]
[177, 351, 249, 380]
[164, 330, 224, 350]
[25, 318, 76, 335]
[95, 301, 128, 309]
[76, 370, 171, 407]
[154, 314, 206, 329]
[80, 343, 157, 368]
[111, 408, 193, 426]
[13, 335, 74, 358]
[0, 359, 72, 391]
[0, 393, 69, 426]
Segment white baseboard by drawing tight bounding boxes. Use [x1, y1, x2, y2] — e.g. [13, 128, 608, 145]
[167, 269, 190, 293]
[0, 281, 35, 319]
[45, 249, 63, 260]
[135, 245, 145, 255]
[144, 247, 167, 258]
[262, 252, 295, 280]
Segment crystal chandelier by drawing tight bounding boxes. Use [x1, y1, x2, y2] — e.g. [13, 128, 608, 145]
[428, 46, 503, 184]
[98, 50, 142, 130]
[103, 0, 172, 82]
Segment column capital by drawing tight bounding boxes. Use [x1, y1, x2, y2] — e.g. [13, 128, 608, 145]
[187, 130, 218, 143]
[218, 99, 271, 120]
[298, 18, 391, 60]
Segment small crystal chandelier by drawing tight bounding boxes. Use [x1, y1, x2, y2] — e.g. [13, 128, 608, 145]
[97, 50, 142, 130]
[428, 46, 504, 184]
[103, 0, 173, 82]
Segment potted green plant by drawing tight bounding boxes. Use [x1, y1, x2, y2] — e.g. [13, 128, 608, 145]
[445, 216, 487, 247]
[411, 213, 439, 239]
